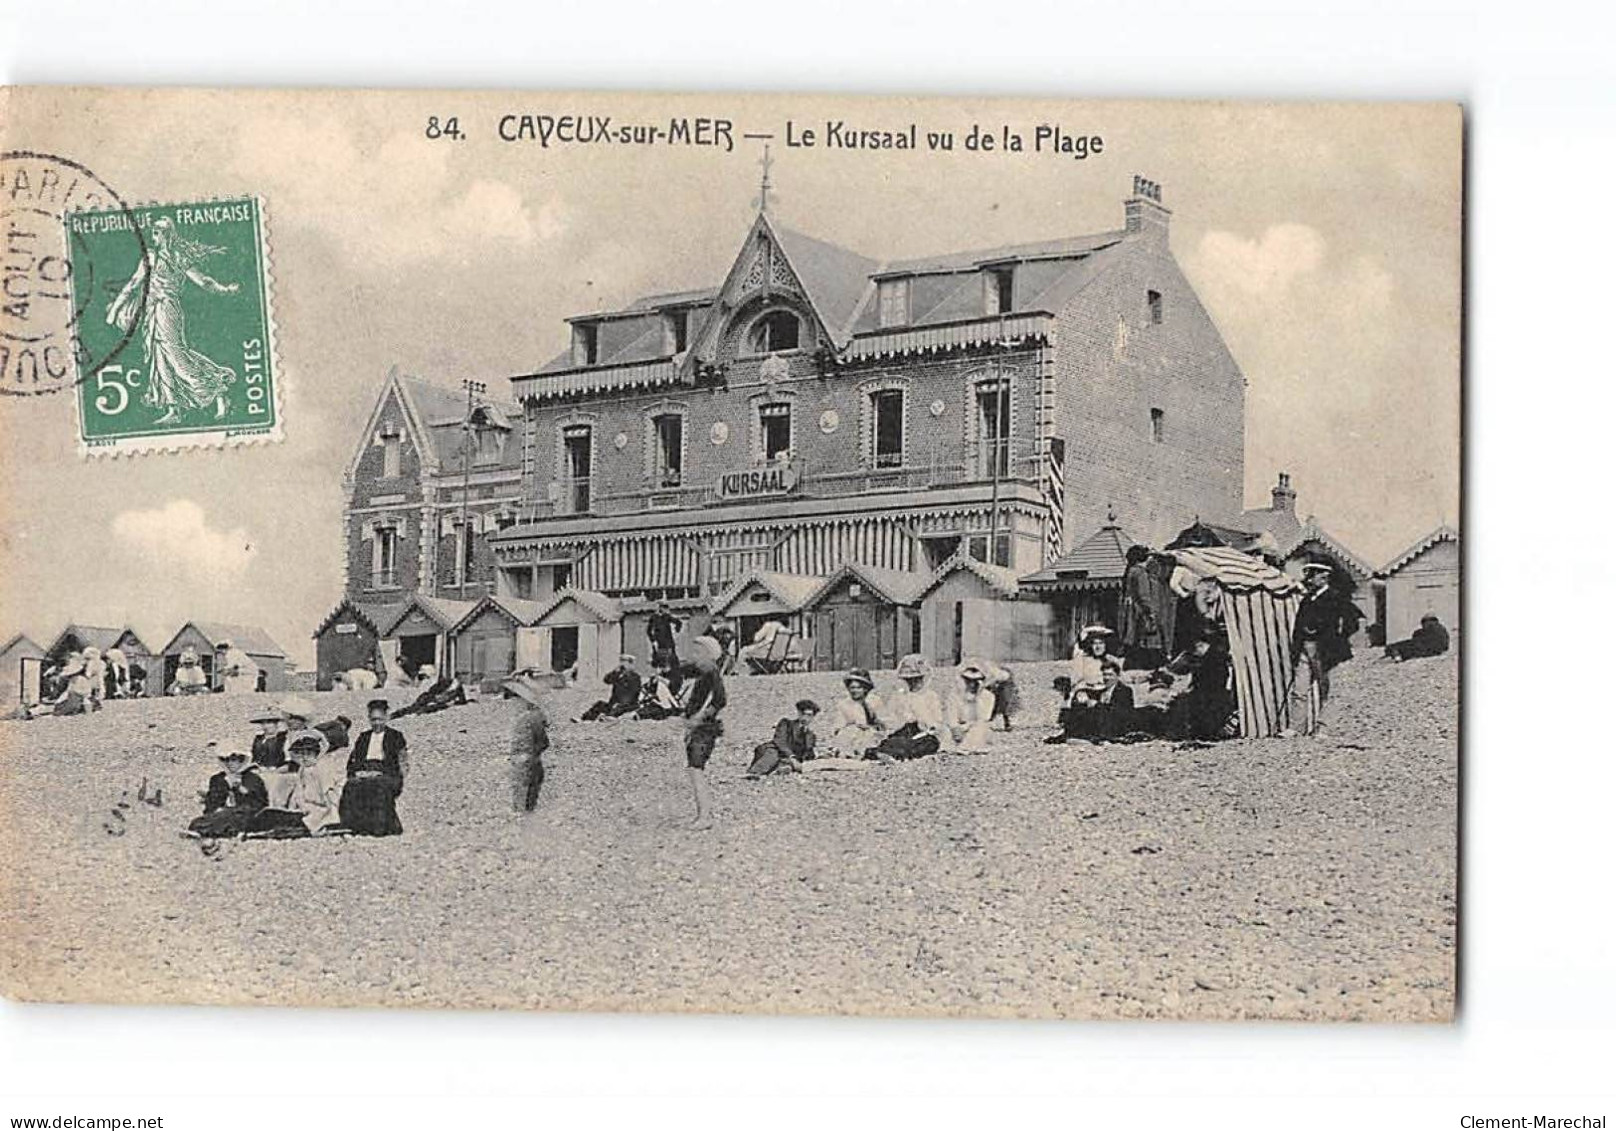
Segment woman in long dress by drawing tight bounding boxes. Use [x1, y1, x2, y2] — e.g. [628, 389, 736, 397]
[339, 700, 407, 837]
[106, 217, 240, 424]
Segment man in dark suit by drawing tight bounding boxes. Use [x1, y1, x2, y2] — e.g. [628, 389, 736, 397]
[1387, 614, 1451, 661]
[579, 654, 644, 721]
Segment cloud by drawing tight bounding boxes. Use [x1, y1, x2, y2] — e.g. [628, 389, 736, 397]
[229, 115, 567, 264]
[111, 500, 256, 579]
[1191, 223, 1327, 299]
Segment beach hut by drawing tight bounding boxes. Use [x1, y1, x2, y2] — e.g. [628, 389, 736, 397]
[381, 594, 476, 681]
[312, 599, 401, 691]
[708, 570, 821, 645]
[447, 595, 545, 686]
[1166, 545, 1305, 739]
[1281, 519, 1378, 646]
[1018, 519, 1137, 656]
[1380, 525, 1460, 644]
[1, 634, 45, 707]
[915, 555, 1053, 666]
[159, 621, 289, 694]
[527, 589, 625, 683]
[44, 624, 157, 696]
[802, 562, 928, 673]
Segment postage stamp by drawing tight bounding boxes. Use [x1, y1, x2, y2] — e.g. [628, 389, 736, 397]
[65, 196, 280, 455]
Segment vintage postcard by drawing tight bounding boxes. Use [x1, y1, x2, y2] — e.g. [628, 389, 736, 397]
[0, 89, 1460, 1020]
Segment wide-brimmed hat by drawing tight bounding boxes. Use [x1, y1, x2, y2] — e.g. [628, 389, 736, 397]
[895, 653, 929, 680]
[247, 706, 282, 725]
[959, 662, 987, 681]
[285, 728, 329, 758]
[1078, 625, 1115, 640]
[279, 695, 315, 722]
[179, 646, 199, 664]
[59, 657, 86, 677]
[619, 653, 637, 665]
[215, 745, 251, 764]
[842, 668, 874, 690]
[105, 647, 124, 663]
[691, 635, 724, 664]
[83, 646, 101, 661]
[501, 674, 546, 707]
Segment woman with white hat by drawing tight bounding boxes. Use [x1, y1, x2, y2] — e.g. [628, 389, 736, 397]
[215, 640, 260, 695]
[248, 727, 347, 835]
[168, 647, 209, 695]
[26, 653, 92, 718]
[870, 654, 946, 761]
[104, 647, 131, 699]
[821, 668, 886, 759]
[950, 662, 997, 753]
[188, 743, 269, 839]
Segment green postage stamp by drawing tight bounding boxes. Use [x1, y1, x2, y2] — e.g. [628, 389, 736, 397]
[66, 196, 280, 455]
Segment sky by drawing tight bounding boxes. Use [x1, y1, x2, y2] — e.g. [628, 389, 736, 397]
[0, 91, 1461, 666]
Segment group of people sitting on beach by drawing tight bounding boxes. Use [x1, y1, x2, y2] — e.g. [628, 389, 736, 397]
[741, 654, 1017, 775]
[187, 696, 408, 841]
[23, 646, 147, 718]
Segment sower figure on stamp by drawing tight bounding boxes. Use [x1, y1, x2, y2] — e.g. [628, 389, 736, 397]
[106, 216, 239, 424]
[502, 674, 550, 815]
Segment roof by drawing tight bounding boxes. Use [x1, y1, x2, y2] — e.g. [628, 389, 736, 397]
[1381, 524, 1459, 575]
[47, 624, 129, 655]
[710, 569, 824, 616]
[1168, 547, 1301, 595]
[802, 562, 931, 609]
[381, 593, 478, 636]
[448, 594, 547, 635]
[916, 554, 1021, 601]
[1238, 504, 1304, 547]
[1286, 520, 1376, 580]
[1019, 522, 1137, 586]
[532, 588, 624, 625]
[400, 376, 524, 472]
[537, 209, 1137, 372]
[164, 621, 287, 658]
[312, 598, 403, 639]
[1, 633, 44, 656]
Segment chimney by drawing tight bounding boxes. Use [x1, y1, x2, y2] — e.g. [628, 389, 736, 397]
[1271, 471, 1297, 514]
[1124, 175, 1171, 245]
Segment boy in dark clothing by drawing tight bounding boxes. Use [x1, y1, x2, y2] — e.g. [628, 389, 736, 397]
[579, 654, 643, 721]
[680, 638, 726, 829]
[747, 699, 819, 777]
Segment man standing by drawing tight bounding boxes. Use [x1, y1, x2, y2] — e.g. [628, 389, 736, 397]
[647, 601, 683, 674]
[1285, 562, 1360, 735]
[502, 673, 551, 814]
[1119, 545, 1166, 669]
[679, 636, 727, 830]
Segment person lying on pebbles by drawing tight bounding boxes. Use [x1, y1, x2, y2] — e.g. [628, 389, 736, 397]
[746, 698, 820, 777]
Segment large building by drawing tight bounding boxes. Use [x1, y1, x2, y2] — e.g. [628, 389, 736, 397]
[336, 177, 1251, 676]
[490, 177, 1245, 617]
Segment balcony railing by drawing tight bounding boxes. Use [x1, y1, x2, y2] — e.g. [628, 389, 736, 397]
[507, 438, 1045, 525]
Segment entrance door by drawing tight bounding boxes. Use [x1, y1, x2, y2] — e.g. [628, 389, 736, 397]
[550, 625, 580, 673]
[398, 634, 437, 679]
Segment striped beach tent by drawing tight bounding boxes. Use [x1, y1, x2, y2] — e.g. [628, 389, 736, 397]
[1169, 546, 1305, 739]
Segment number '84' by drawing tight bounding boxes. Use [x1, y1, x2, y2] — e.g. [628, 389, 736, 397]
[93, 364, 141, 415]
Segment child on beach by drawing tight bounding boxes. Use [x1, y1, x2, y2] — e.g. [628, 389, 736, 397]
[679, 636, 727, 829]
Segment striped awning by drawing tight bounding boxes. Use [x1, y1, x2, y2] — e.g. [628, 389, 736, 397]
[511, 359, 682, 402]
[845, 313, 1052, 361]
[1170, 546, 1301, 594]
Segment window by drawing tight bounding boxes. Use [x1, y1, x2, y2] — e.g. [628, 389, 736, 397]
[1150, 407, 1165, 443]
[759, 402, 792, 462]
[871, 389, 905, 468]
[496, 513, 517, 531]
[663, 310, 690, 354]
[984, 267, 1015, 315]
[652, 412, 683, 486]
[748, 309, 801, 353]
[967, 532, 1013, 568]
[380, 428, 401, 478]
[373, 526, 398, 588]
[552, 562, 572, 591]
[563, 425, 592, 512]
[1147, 289, 1163, 325]
[572, 323, 599, 366]
[453, 523, 476, 586]
[976, 379, 1011, 477]
[877, 278, 910, 328]
[922, 535, 962, 570]
[474, 427, 503, 466]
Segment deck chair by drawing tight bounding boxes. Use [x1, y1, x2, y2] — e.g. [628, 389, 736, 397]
[743, 628, 795, 675]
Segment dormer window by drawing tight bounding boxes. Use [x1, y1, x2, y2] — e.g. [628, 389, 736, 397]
[748, 309, 801, 354]
[984, 266, 1015, 315]
[877, 278, 910, 328]
[572, 323, 599, 367]
[663, 309, 689, 354]
[1147, 289, 1163, 325]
